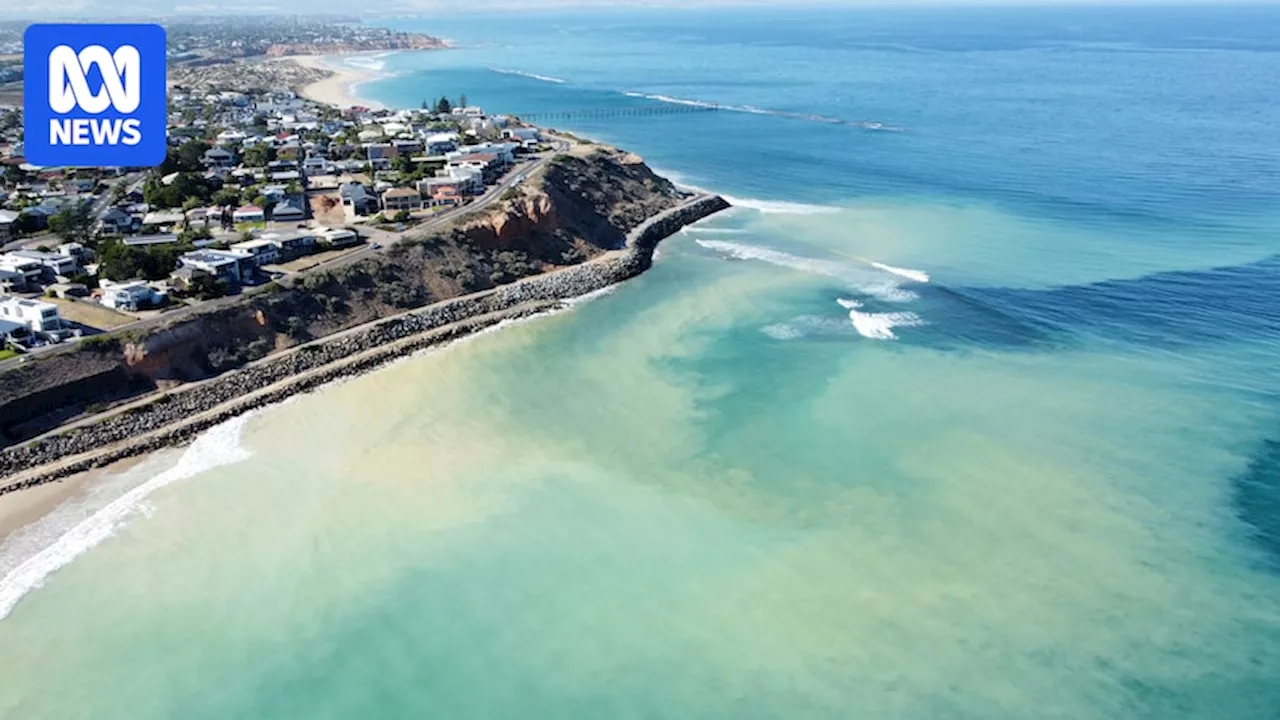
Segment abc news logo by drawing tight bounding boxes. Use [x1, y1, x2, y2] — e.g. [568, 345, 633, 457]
[48, 44, 144, 146]
[24, 24, 166, 167]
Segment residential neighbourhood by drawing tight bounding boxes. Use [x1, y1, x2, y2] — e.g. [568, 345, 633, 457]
[0, 84, 550, 359]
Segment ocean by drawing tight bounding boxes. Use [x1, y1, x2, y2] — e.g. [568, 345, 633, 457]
[2, 6, 1280, 718]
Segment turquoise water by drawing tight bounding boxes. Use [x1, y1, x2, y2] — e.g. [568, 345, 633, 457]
[2, 7, 1280, 718]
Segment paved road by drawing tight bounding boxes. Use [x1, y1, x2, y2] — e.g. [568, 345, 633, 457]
[0, 140, 570, 372]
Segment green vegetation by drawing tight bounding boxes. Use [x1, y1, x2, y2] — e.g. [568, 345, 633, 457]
[144, 172, 217, 209]
[78, 335, 121, 352]
[0, 349, 18, 362]
[48, 205, 94, 244]
[98, 237, 194, 281]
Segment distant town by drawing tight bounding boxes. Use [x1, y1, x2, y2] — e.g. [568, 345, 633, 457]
[0, 17, 553, 364]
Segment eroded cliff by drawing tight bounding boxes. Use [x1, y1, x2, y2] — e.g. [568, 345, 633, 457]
[0, 146, 686, 446]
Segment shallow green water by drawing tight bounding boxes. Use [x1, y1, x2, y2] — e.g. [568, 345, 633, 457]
[1, 225, 1278, 718]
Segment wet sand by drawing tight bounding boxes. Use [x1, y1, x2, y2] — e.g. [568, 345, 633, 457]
[286, 55, 385, 109]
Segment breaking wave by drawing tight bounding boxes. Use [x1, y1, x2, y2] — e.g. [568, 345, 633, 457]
[697, 239, 918, 302]
[622, 91, 902, 131]
[491, 68, 567, 84]
[871, 262, 931, 283]
[721, 194, 841, 215]
[0, 415, 257, 621]
[849, 310, 925, 340]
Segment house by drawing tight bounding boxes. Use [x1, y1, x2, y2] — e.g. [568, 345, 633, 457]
[270, 201, 306, 223]
[339, 183, 378, 218]
[424, 132, 459, 156]
[451, 106, 486, 118]
[99, 207, 137, 235]
[418, 178, 464, 207]
[168, 265, 212, 293]
[503, 127, 540, 143]
[0, 256, 47, 286]
[262, 231, 316, 260]
[123, 234, 181, 248]
[392, 138, 423, 155]
[178, 249, 256, 285]
[67, 178, 97, 193]
[0, 209, 17, 242]
[6, 249, 78, 279]
[233, 205, 265, 223]
[100, 280, 164, 311]
[261, 185, 290, 204]
[57, 243, 90, 262]
[0, 269, 26, 293]
[442, 164, 485, 194]
[318, 227, 359, 248]
[141, 211, 185, 233]
[216, 130, 248, 145]
[20, 206, 51, 231]
[202, 147, 236, 168]
[230, 239, 280, 265]
[381, 187, 422, 212]
[0, 295, 63, 333]
[302, 156, 332, 175]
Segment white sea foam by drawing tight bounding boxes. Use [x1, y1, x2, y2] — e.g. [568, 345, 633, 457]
[836, 298, 863, 309]
[721, 194, 841, 215]
[761, 324, 805, 340]
[849, 310, 924, 340]
[491, 68, 567, 84]
[870, 262, 930, 283]
[696, 240, 918, 302]
[342, 55, 388, 72]
[0, 415, 257, 621]
[623, 91, 902, 130]
[689, 228, 746, 235]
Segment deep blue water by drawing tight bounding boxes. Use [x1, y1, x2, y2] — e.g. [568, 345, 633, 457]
[364, 6, 1280, 573]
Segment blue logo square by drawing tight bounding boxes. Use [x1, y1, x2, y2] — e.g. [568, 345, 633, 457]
[23, 24, 167, 168]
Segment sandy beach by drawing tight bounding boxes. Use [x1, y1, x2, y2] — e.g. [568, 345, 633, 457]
[284, 54, 385, 110]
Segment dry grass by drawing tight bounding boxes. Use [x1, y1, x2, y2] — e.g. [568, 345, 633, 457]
[50, 298, 136, 331]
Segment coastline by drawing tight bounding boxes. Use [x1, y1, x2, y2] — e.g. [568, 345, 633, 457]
[283, 54, 387, 110]
[0, 195, 730, 494]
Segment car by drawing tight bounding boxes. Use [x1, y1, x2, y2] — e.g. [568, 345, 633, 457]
[370, 242, 382, 250]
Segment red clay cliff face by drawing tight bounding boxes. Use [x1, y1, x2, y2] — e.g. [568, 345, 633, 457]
[460, 192, 560, 251]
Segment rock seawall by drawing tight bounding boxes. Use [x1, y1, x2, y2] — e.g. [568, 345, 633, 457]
[0, 194, 730, 492]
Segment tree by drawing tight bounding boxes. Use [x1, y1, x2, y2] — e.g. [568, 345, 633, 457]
[212, 188, 240, 207]
[243, 144, 272, 168]
[434, 96, 453, 115]
[97, 238, 188, 281]
[48, 205, 94, 244]
[458, 93, 468, 109]
[177, 139, 207, 172]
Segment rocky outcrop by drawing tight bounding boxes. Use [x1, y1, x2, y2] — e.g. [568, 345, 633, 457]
[0, 194, 730, 491]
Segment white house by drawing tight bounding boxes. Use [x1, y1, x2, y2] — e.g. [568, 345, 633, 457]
[178, 250, 255, 285]
[318, 227, 359, 248]
[100, 280, 164, 311]
[503, 127, 540, 143]
[7, 249, 78, 278]
[0, 256, 46, 286]
[230, 238, 281, 265]
[0, 295, 63, 333]
[216, 129, 248, 145]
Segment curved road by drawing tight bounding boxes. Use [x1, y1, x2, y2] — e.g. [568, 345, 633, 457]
[0, 138, 571, 373]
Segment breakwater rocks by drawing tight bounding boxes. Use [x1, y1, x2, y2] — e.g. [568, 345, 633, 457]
[0, 194, 729, 492]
